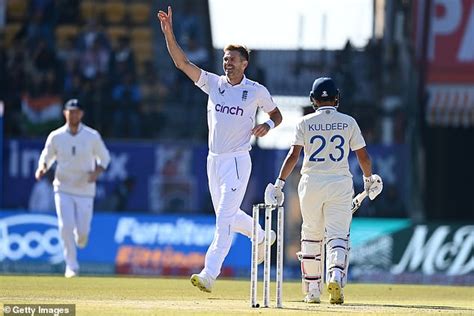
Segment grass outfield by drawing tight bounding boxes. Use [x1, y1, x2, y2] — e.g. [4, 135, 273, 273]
[1, 275, 473, 315]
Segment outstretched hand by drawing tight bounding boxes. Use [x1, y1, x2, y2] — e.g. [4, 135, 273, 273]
[157, 6, 173, 34]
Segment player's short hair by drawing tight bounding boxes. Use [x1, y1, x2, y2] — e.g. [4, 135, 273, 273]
[223, 44, 250, 62]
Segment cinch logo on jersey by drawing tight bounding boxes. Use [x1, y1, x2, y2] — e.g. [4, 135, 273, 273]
[309, 122, 349, 131]
[0, 214, 63, 263]
[215, 104, 244, 116]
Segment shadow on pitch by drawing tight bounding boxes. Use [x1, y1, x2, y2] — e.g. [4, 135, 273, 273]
[253, 300, 474, 313]
[345, 303, 474, 312]
[208, 298, 474, 313]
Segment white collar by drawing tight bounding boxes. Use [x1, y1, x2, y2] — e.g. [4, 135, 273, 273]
[66, 123, 83, 135]
[317, 106, 337, 111]
[224, 75, 247, 87]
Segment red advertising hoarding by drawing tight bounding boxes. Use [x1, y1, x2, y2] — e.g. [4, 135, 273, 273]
[414, 0, 474, 126]
[426, 0, 474, 83]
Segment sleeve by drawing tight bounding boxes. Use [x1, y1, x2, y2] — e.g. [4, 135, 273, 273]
[256, 85, 277, 113]
[350, 119, 366, 151]
[38, 134, 56, 170]
[194, 70, 220, 95]
[93, 134, 111, 169]
[291, 119, 305, 146]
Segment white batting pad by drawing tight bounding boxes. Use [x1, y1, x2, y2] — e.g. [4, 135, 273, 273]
[326, 237, 350, 287]
[297, 240, 323, 293]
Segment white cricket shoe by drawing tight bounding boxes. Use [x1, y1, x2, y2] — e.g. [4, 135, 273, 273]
[327, 273, 344, 304]
[190, 272, 214, 293]
[304, 291, 321, 304]
[257, 230, 276, 264]
[304, 282, 321, 303]
[64, 267, 78, 278]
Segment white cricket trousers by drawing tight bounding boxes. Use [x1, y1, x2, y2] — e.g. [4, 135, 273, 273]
[54, 191, 93, 271]
[298, 174, 353, 241]
[202, 151, 265, 280]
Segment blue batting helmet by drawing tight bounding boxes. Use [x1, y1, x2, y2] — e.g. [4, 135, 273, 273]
[309, 77, 340, 106]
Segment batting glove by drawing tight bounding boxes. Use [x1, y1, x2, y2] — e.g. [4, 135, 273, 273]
[274, 179, 285, 206]
[264, 179, 285, 206]
[264, 183, 277, 206]
[363, 174, 383, 200]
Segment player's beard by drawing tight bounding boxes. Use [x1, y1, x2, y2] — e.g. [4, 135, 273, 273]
[225, 67, 244, 84]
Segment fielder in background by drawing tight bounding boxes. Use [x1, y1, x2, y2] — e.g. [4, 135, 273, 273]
[265, 77, 383, 304]
[35, 99, 111, 278]
[157, 6, 283, 293]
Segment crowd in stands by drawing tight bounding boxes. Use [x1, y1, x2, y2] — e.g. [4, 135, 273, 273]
[1, 0, 178, 139]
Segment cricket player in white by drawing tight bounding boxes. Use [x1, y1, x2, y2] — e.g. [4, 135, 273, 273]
[265, 77, 383, 304]
[35, 99, 111, 278]
[158, 6, 283, 293]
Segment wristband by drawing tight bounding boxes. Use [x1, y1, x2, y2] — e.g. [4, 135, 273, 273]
[264, 119, 275, 129]
[275, 178, 285, 189]
[363, 175, 373, 183]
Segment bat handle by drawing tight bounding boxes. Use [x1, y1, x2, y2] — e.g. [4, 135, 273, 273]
[351, 191, 368, 213]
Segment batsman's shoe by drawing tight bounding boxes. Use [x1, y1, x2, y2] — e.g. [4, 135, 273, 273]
[190, 273, 214, 293]
[257, 230, 277, 264]
[327, 274, 344, 304]
[64, 267, 78, 278]
[304, 291, 321, 304]
[304, 282, 321, 303]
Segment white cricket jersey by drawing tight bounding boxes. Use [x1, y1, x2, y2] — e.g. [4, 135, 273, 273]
[195, 70, 276, 154]
[292, 106, 366, 177]
[38, 123, 111, 197]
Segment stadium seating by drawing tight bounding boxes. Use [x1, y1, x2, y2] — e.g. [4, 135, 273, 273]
[106, 26, 129, 47]
[130, 27, 152, 43]
[130, 27, 154, 66]
[103, 1, 127, 25]
[132, 40, 154, 76]
[6, 0, 28, 22]
[55, 25, 80, 46]
[128, 3, 151, 25]
[80, 1, 102, 21]
[4, 23, 22, 45]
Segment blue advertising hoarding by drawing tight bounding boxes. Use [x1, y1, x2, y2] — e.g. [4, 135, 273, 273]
[0, 210, 251, 276]
[2, 139, 210, 213]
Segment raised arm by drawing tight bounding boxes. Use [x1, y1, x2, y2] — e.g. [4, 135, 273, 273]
[157, 6, 201, 83]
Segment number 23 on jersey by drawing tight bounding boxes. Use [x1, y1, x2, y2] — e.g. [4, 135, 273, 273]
[309, 134, 345, 162]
